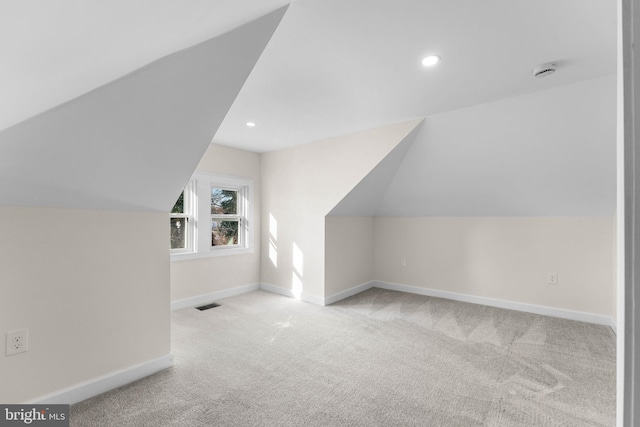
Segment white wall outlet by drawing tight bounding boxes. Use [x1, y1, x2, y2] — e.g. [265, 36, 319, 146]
[547, 272, 558, 285]
[400, 258, 407, 268]
[6, 329, 28, 356]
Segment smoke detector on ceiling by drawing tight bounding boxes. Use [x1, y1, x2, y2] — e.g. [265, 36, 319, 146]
[532, 62, 558, 78]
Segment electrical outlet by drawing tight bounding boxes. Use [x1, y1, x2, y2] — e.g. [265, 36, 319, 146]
[6, 329, 28, 356]
[401, 258, 407, 268]
[547, 272, 558, 285]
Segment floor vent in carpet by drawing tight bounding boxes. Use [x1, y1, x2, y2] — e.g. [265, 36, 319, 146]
[195, 302, 221, 311]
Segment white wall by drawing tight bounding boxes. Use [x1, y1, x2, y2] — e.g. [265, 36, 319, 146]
[320, 76, 616, 320]
[170, 144, 262, 302]
[260, 119, 422, 300]
[325, 216, 374, 297]
[328, 125, 421, 216]
[0, 12, 289, 404]
[0, 9, 286, 213]
[0, 206, 169, 403]
[373, 217, 614, 316]
[379, 76, 616, 217]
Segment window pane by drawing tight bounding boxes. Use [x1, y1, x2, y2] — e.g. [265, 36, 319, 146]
[211, 188, 237, 214]
[170, 217, 188, 249]
[212, 219, 239, 246]
[172, 191, 184, 214]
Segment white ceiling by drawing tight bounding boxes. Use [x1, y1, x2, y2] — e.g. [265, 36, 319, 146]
[0, 0, 289, 132]
[215, 0, 617, 152]
[0, 8, 286, 211]
[378, 76, 617, 216]
[3, 0, 616, 152]
[328, 74, 616, 217]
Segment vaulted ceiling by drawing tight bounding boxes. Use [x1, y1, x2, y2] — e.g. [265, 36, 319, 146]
[0, 6, 287, 211]
[3, 0, 616, 151]
[1, 1, 618, 215]
[217, 0, 617, 152]
[2, 0, 616, 151]
[0, 0, 289, 132]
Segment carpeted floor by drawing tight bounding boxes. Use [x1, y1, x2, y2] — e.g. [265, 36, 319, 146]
[71, 288, 616, 426]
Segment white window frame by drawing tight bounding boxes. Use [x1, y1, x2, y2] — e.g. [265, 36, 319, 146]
[210, 184, 247, 250]
[171, 171, 253, 261]
[170, 180, 196, 255]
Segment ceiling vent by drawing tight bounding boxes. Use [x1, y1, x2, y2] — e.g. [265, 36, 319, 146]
[532, 62, 558, 78]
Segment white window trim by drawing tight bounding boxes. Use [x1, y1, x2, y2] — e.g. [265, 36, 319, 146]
[171, 171, 254, 261]
[210, 184, 246, 250]
[170, 180, 196, 255]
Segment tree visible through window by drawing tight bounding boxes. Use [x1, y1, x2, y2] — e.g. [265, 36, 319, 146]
[211, 188, 240, 246]
[170, 191, 188, 250]
[170, 173, 251, 258]
[170, 181, 195, 253]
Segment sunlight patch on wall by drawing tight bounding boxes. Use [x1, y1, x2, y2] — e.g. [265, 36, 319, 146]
[293, 242, 304, 276]
[292, 242, 304, 299]
[269, 213, 278, 267]
[292, 272, 303, 300]
[270, 213, 278, 240]
[269, 240, 278, 268]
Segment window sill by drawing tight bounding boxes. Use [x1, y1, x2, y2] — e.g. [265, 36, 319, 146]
[170, 246, 254, 262]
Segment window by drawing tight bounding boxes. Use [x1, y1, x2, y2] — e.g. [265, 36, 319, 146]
[170, 192, 188, 249]
[170, 172, 253, 259]
[211, 187, 245, 247]
[170, 181, 195, 254]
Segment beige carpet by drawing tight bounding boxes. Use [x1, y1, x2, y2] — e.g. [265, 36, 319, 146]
[71, 288, 616, 426]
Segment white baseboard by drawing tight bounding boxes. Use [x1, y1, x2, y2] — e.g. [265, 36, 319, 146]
[171, 282, 325, 309]
[171, 283, 260, 311]
[170, 280, 617, 331]
[324, 281, 374, 306]
[29, 281, 613, 405]
[259, 283, 325, 306]
[28, 354, 174, 405]
[372, 281, 616, 329]
[300, 292, 325, 306]
[259, 282, 295, 298]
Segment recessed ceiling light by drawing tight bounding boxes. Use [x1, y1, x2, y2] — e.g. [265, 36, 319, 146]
[421, 55, 441, 67]
[246, 122, 256, 127]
